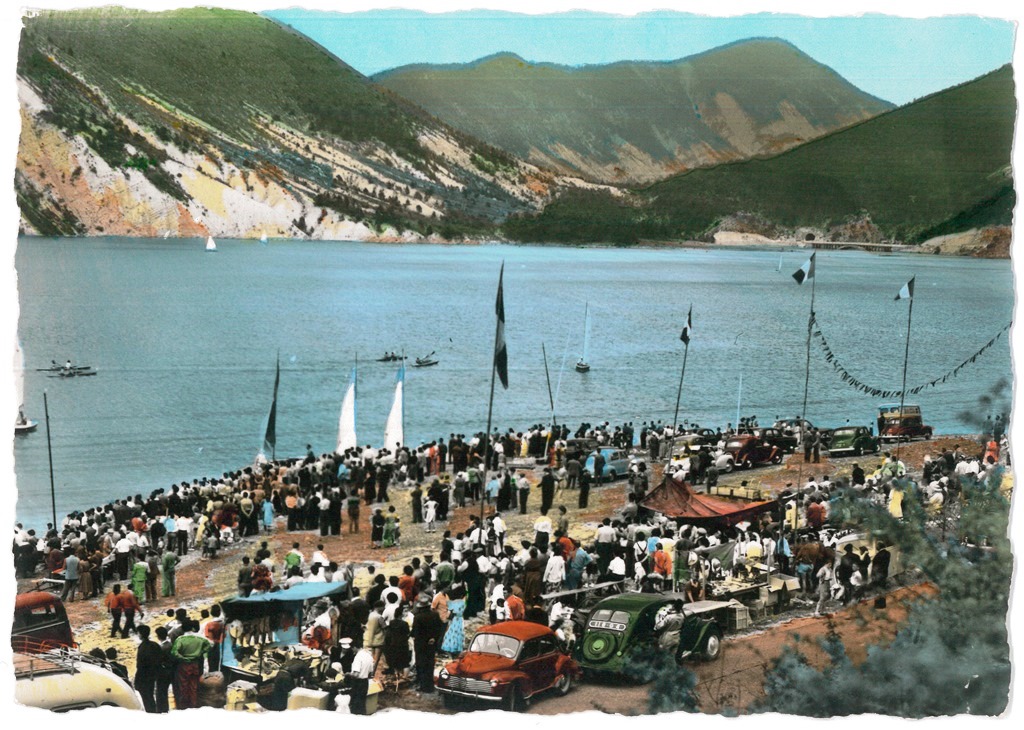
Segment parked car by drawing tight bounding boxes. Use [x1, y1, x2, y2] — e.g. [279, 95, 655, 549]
[671, 428, 719, 449]
[564, 437, 599, 463]
[670, 447, 734, 474]
[723, 435, 782, 469]
[14, 649, 144, 711]
[827, 426, 880, 456]
[576, 593, 722, 676]
[583, 448, 632, 482]
[12, 591, 75, 653]
[751, 427, 798, 454]
[877, 404, 933, 442]
[435, 621, 581, 711]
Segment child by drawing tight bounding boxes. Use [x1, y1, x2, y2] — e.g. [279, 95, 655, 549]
[423, 497, 438, 533]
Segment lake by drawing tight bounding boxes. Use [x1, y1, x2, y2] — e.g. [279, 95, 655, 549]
[12, 238, 1013, 528]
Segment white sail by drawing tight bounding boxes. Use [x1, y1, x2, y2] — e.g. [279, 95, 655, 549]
[383, 364, 405, 451]
[581, 303, 591, 363]
[13, 339, 25, 414]
[260, 232, 268, 244]
[205, 235, 217, 251]
[336, 366, 357, 454]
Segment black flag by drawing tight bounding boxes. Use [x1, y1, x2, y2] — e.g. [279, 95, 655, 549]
[263, 353, 280, 455]
[680, 305, 693, 345]
[494, 263, 508, 389]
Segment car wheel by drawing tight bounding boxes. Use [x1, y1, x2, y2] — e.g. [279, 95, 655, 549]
[608, 470, 617, 483]
[722, 460, 733, 473]
[702, 629, 722, 661]
[504, 686, 525, 713]
[771, 453, 782, 465]
[555, 672, 573, 696]
[854, 445, 862, 456]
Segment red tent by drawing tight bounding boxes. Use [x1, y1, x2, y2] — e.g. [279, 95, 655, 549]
[639, 478, 776, 526]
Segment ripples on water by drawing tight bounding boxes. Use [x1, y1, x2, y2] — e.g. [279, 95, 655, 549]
[12, 238, 1013, 526]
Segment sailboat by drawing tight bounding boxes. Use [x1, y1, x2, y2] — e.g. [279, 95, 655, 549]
[162, 230, 171, 240]
[14, 340, 37, 434]
[383, 363, 405, 451]
[776, 252, 783, 272]
[575, 303, 592, 373]
[259, 232, 268, 245]
[336, 363, 357, 454]
[205, 235, 218, 252]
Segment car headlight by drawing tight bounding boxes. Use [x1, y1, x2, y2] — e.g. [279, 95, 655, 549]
[437, 668, 448, 680]
[490, 679, 501, 688]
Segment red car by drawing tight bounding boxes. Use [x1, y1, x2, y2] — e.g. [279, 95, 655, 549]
[435, 621, 581, 711]
[11, 592, 75, 653]
[724, 434, 782, 469]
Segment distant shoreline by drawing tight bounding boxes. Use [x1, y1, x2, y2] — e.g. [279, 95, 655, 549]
[16, 232, 1010, 259]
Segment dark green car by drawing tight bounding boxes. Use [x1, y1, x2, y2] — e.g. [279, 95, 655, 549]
[827, 426, 880, 456]
[575, 593, 722, 676]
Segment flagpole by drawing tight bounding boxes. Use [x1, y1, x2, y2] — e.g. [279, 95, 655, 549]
[44, 391, 56, 528]
[542, 343, 556, 462]
[895, 289, 915, 463]
[672, 341, 689, 436]
[797, 255, 817, 493]
[481, 263, 506, 534]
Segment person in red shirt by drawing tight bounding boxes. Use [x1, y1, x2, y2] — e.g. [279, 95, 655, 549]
[105, 584, 144, 638]
[653, 543, 673, 579]
[398, 565, 418, 603]
[505, 588, 525, 621]
[806, 498, 827, 530]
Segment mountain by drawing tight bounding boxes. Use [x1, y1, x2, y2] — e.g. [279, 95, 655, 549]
[15, 7, 567, 240]
[505, 65, 1016, 246]
[375, 40, 894, 185]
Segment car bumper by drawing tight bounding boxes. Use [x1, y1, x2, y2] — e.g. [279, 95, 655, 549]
[435, 686, 504, 702]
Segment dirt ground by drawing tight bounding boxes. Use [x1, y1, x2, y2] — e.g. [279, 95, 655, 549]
[19, 434, 988, 714]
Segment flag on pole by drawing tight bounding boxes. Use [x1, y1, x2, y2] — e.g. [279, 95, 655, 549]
[494, 263, 509, 389]
[895, 276, 915, 301]
[792, 252, 815, 285]
[263, 353, 280, 456]
[680, 305, 693, 345]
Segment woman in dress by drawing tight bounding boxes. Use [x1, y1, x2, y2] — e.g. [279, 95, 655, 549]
[76, 548, 94, 599]
[382, 608, 411, 678]
[440, 587, 466, 655]
[262, 498, 275, 533]
[370, 509, 385, 549]
[382, 506, 401, 548]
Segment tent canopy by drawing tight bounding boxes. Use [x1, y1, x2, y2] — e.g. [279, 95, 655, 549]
[640, 477, 775, 526]
[222, 582, 347, 620]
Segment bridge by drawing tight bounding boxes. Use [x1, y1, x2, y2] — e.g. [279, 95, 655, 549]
[810, 241, 912, 253]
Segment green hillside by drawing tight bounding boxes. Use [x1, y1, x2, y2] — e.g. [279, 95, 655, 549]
[20, 6, 423, 155]
[376, 40, 893, 183]
[506, 65, 1016, 244]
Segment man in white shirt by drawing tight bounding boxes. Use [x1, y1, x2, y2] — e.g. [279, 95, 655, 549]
[491, 514, 506, 551]
[543, 549, 566, 592]
[114, 532, 133, 579]
[348, 646, 375, 715]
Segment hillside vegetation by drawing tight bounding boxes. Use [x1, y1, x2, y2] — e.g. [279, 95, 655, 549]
[376, 40, 893, 184]
[506, 65, 1016, 244]
[16, 6, 554, 240]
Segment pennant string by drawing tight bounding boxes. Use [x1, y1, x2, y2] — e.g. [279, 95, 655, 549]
[809, 318, 1011, 399]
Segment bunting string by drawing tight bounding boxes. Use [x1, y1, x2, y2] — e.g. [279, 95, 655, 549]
[810, 314, 1011, 399]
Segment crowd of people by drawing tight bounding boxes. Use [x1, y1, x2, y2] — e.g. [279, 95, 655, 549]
[12, 414, 1009, 712]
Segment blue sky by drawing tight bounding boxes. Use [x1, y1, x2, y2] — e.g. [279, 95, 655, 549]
[263, 9, 1015, 106]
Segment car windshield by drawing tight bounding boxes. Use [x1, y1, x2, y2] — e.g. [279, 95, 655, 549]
[590, 609, 631, 625]
[470, 633, 521, 659]
[833, 428, 858, 437]
[726, 440, 745, 450]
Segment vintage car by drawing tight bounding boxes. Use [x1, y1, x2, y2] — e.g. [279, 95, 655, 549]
[670, 447, 735, 474]
[583, 448, 632, 482]
[827, 426, 880, 456]
[750, 427, 798, 454]
[723, 435, 782, 469]
[877, 404, 933, 442]
[14, 649, 144, 711]
[435, 621, 581, 711]
[671, 428, 719, 449]
[564, 437, 600, 464]
[12, 591, 75, 653]
[576, 593, 722, 676]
